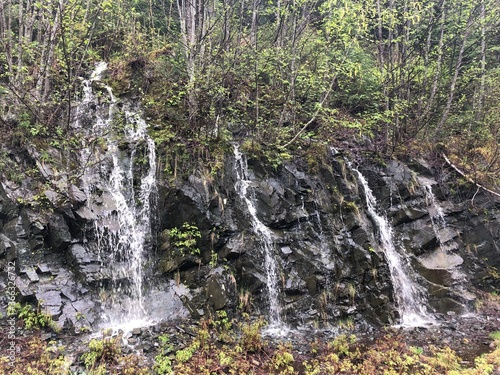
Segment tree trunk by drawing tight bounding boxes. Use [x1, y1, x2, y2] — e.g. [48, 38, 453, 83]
[475, 0, 486, 124]
[436, 10, 473, 136]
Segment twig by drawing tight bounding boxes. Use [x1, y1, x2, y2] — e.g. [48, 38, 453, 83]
[441, 153, 500, 198]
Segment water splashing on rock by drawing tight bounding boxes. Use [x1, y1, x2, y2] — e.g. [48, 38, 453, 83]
[233, 145, 286, 332]
[418, 179, 464, 274]
[77, 63, 160, 330]
[354, 168, 435, 327]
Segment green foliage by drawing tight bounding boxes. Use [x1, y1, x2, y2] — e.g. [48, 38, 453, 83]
[8, 302, 58, 331]
[81, 336, 121, 371]
[0, 0, 498, 197]
[2, 317, 500, 374]
[0, 336, 69, 375]
[269, 343, 295, 374]
[343, 201, 360, 216]
[238, 317, 268, 353]
[153, 335, 174, 375]
[209, 248, 218, 267]
[175, 343, 198, 363]
[168, 223, 201, 256]
[489, 331, 500, 341]
[214, 310, 232, 332]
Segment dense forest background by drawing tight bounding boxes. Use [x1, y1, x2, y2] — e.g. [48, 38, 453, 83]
[0, 0, 499, 191]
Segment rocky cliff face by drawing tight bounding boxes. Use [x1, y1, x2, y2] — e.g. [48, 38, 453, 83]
[157, 148, 500, 329]
[1, 145, 499, 332]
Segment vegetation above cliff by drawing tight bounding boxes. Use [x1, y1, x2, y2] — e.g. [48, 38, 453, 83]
[0, 0, 499, 193]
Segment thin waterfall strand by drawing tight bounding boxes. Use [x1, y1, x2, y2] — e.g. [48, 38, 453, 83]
[233, 145, 283, 326]
[354, 169, 434, 327]
[422, 182, 447, 250]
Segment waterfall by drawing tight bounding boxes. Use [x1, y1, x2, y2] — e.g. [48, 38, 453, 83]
[422, 182, 447, 250]
[419, 179, 464, 271]
[233, 145, 283, 327]
[311, 208, 335, 271]
[78, 63, 158, 329]
[354, 169, 434, 326]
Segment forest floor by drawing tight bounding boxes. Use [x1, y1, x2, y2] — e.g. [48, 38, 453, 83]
[1, 290, 499, 374]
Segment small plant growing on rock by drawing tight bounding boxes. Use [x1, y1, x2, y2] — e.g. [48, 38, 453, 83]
[346, 283, 356, 304]
[169, 222, 201, 256]
[337, 317, 355, 331]
[8, 302, 58, 331]
[344, 201, 360, 216]
[238, 289, 253, 313]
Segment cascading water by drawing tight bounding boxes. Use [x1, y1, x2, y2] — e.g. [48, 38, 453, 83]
[311, 208, 335, 271]
[95, 110, 157, 327]
[354, 169, 434, 326]
[422, 181, 447, 249]
[419, 179, 464, 271]
[78, 63, 158, 329]
[233, 145, 283, 328]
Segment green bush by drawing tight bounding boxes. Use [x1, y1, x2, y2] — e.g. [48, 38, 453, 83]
[169, 223, 201, 256]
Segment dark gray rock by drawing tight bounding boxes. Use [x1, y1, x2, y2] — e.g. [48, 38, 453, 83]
[44, 190, 65, 206]
[36, 263, 51, 274]
[35, 289, 63, 318]
[69, 244, 92, 264]
[2, 218, 18, 241]
[60, 287, 77, 302]
[22, 267, 40, 282]
[0, 183, 17, 223]
[2, 133, 498, 333]
[71, 299, 96, 324]
[48, 213, 71, 251]
[205, 274, 229, 310]
[0, 233, 14, 258]
[15, 277, 33, 298]
[74, 206, 98, 221]
[68, 185, 87, 204]
[392, 207, 427, 226]
[68, 244, 103, 283]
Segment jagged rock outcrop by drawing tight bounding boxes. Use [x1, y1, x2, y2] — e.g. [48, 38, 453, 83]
[1, 145, 499, 332]
[156, 149, 500, 328]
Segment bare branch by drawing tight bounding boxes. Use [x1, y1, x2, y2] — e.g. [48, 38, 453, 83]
[442, 153, 500, 199]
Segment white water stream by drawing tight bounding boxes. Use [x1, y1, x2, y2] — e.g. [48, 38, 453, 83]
[419, 179, 464, 271]
[423, 182, 447, 249]
[78, 63, 158, 330]
[354, 169, 435, 327]
[233, 145, 284, 329]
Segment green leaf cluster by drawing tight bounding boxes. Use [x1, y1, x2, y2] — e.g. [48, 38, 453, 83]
[168, 223, 202, 256]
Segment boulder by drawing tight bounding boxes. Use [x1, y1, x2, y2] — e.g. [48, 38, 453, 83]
[206, 276, 227, 310]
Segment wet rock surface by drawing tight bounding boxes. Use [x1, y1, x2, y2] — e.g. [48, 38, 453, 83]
[386, 293, 500, 363]
[156, 151, 500, 329]
[0, 147, 499, 337]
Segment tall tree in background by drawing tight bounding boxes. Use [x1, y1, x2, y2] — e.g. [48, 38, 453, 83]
[0, 0, 499, 189]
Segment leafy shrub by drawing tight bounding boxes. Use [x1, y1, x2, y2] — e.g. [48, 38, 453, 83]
[81, 336, 121, 371]
[169, 223, 201, 256]
[7, 302, 58, 331]
[153, 335, 174, 374]
[238, 317, 267, 353]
